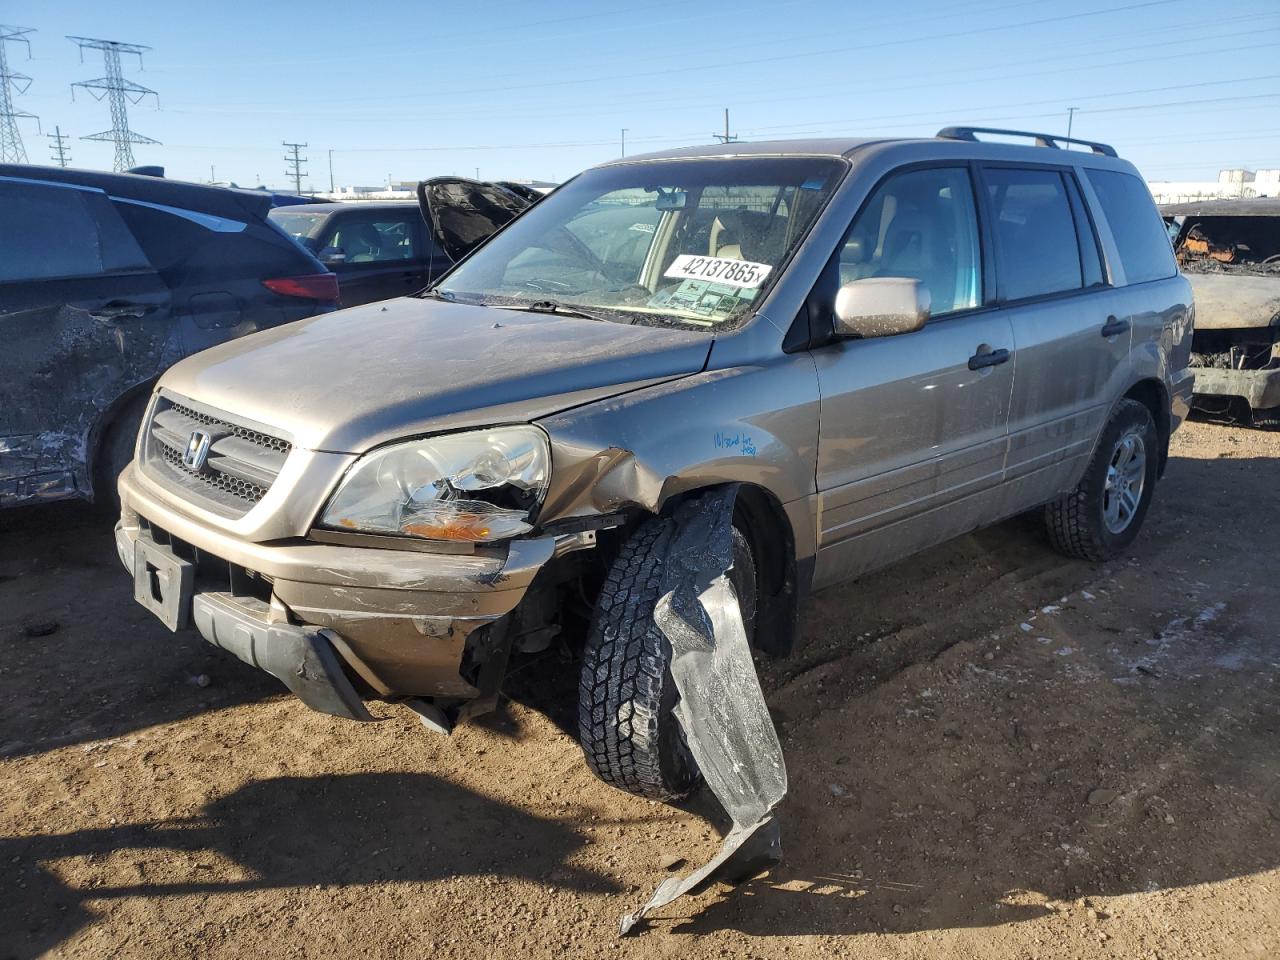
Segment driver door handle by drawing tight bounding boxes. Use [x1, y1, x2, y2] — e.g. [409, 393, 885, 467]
[1102, 315, 1131, 338]
[968, 346, 1011, 370]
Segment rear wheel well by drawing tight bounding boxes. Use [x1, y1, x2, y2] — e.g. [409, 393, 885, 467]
[88, 383, 155, 502]
[1123, 379, 1171, 475]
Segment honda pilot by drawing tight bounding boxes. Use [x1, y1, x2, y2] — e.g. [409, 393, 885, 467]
[116, 127, 1193, 800]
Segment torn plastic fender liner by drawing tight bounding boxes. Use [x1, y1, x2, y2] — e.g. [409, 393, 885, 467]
[620, 485, 788, 935]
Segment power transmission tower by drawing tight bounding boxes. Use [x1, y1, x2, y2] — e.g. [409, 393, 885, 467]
[48, 125, 71, 166]
[68, 36, 159, 172]
[283, 141, 307, 194]
[712, 107, 737, 144]
[0, 25, 38, 163]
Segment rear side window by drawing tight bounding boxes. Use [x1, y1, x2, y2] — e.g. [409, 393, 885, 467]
[1085, 169, 1177, 284]
[0, 181, 105, 281]
[984, 168, 1083, 301]
[0, 180, 149, 282]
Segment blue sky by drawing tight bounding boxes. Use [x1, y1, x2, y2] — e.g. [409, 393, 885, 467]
[8, 0, 1280, 189]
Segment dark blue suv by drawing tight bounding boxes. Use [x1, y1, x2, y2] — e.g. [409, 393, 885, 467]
[0, 164, 338, 510]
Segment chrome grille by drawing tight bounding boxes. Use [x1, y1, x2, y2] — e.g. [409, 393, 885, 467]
[142, 394, 291, 516]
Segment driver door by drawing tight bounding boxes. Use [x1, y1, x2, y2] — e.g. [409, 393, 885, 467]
[810, 165, 1017, 589]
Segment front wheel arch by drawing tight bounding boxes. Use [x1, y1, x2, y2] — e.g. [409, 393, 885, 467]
[653, 481, 801, 658]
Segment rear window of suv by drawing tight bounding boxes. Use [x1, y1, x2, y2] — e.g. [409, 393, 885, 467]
[1085, 169, 1177, 285]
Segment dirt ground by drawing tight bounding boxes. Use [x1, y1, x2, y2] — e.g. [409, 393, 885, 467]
[2, 419, 1278, 960]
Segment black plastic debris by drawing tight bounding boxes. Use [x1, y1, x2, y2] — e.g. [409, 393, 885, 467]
[619, 486, 787, 935]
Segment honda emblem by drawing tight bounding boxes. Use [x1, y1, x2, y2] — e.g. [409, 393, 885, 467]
[183, 430, 212, 470]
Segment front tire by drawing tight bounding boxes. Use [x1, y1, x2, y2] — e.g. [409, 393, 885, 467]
[1044, 398, 1159, 561]
[577, 515, 756, 800]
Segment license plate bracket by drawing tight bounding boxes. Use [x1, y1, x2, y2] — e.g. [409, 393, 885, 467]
[133, 538, 194, 631]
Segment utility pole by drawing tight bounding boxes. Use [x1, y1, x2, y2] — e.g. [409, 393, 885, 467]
[0, 25, 38, 164]
[620, 127, 628, 158]
[283, 141, 307, 194]
[712, 107, 737, 144]
[47, 125, 71, 166]
[68, 36, 159, 172]
[327, 148, 334, 192]
[474, 166, 480, 180]
[1066, 106, 1079, 141]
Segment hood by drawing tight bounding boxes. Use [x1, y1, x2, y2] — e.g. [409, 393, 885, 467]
[417, 177, 536, 262]
[159, 297, 713, 453]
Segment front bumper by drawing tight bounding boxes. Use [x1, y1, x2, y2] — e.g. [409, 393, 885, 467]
[1191, 365, 1280, 412]
[117, 463, 555, 714]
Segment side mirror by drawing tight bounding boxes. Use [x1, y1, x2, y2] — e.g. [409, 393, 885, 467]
[319, 246, 347, 265]
[833, 277, 930, 339]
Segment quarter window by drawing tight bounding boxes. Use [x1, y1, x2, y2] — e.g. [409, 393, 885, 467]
[1085, 169, 1177, 284]
[985, 168, 1083, 301]
[837, 167, 982, 316]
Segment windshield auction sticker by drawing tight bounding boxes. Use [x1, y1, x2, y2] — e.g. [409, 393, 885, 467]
[663, 254, 772, 289]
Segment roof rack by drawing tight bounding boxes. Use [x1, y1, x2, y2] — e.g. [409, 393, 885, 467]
[936, 126, 1118, 158]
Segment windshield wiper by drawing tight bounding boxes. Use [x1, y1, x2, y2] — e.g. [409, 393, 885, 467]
[420, 288, 460, 303]
[499, 299, 611, 323]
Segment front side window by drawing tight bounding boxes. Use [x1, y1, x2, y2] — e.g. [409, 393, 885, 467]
[327, 216, 418, 263]
[837, 166, 981, 316]
[1086, 169, 1177, 285]
[985, 168, 1084, 301]
[437, 157, 844, 331]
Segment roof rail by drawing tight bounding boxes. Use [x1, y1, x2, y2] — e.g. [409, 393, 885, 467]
[936, 126, 1118, 158]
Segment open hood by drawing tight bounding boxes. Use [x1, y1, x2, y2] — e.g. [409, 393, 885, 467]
[417, 177, 538, 262]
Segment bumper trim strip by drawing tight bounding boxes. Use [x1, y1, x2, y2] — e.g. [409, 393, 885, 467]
[192, 592, 375, 721]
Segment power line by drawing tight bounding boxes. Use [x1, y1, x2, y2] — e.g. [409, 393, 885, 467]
[283, 141, 307, 193]
[0, 25, 38, 164]
[68, 35, 159, 172]
[47, 125, 71, 166]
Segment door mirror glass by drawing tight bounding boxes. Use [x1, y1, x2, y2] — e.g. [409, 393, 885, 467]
[833, 277, 930, 339]
[319, 246, 346, 265]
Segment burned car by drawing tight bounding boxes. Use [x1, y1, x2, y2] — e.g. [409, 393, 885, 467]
[0, 164, 338, 509]
[116, 128, 1192, 803]
[1163, 197, 1280, 426]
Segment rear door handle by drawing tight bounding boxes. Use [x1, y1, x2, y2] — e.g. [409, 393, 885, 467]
[88, 302, 155, 321]
[1101, 315, 1131, 337]
[968, 347, 1011, 370]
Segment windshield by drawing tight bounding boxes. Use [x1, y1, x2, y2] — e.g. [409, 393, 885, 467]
[436, 157, 844, 331]
[268, 210, 328, 247]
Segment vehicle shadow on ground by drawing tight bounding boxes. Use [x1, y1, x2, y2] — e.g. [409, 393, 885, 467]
[2, 771, 616, 958]
[0, 502, 279, 760]
[640, 450, 1280, 937]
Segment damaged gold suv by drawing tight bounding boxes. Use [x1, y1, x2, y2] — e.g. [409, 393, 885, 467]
[118, 127, 1194, 800]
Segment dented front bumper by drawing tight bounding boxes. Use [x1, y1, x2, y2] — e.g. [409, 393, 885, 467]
[116, 463, 555, 714]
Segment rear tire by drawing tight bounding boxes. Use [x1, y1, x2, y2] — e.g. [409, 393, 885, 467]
[577, 514, 756, 800]
[1044, 399, 1159, 562]
[95, 395, 149, 516]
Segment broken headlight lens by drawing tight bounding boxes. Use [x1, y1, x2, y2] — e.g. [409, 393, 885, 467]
[320, 427, 550, 542]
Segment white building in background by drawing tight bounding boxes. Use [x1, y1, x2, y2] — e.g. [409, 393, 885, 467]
[1147, 168, 1280, 204]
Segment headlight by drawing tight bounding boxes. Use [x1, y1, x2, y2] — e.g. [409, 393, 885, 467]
[320, 426, 550, 542]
